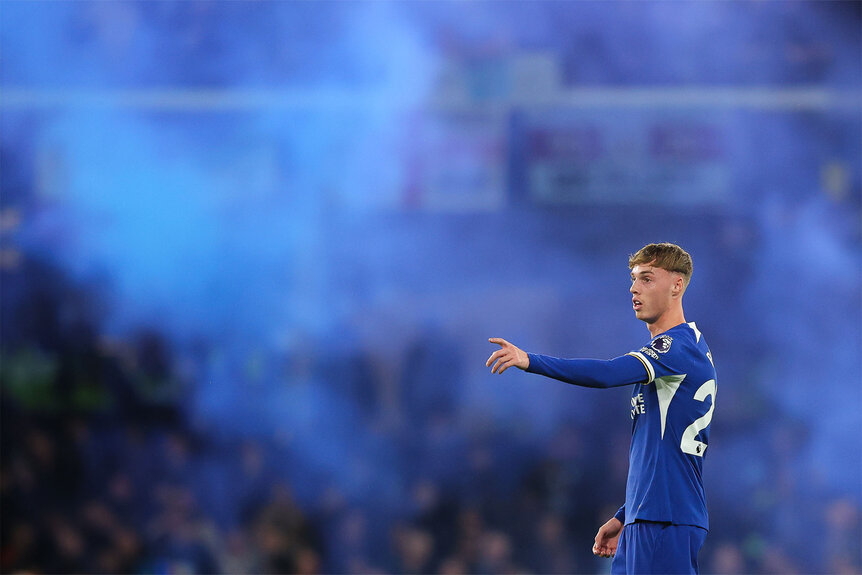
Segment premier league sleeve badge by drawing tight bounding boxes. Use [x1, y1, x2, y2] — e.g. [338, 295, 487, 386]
[650, 335, 673, 354]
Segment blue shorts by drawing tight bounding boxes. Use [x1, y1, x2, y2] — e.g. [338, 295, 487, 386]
[611, 520, 707, 575]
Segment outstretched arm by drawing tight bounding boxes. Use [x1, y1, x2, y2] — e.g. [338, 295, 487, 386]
[487, 338, 647, 388]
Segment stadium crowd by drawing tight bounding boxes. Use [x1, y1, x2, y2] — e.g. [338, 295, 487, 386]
[2, 256, 861, 575]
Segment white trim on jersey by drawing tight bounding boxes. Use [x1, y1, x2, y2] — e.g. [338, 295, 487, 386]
[688, 322, 702, 343]
[627, 351, 655, 384]
[655, 374, 687, 439]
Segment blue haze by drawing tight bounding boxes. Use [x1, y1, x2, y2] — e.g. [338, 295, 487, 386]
[2, 1, 860, 568]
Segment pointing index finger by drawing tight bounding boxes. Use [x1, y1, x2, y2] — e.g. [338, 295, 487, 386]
[488, 337, 508, 346]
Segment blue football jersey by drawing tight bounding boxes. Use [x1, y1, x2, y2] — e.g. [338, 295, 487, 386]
[624, 321, 716, 529]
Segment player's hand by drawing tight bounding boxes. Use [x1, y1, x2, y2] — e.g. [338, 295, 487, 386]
[592, 517, 622, 559]
[486, 338, 529, 374]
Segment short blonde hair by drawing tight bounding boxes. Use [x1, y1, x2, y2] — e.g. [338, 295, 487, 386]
[629, 243, 693, 288]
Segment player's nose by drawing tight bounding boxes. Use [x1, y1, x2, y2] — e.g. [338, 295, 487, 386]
[630, 282, 638, 294]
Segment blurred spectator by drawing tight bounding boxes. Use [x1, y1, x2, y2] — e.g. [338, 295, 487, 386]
[825, 498, 862, 574]
[708, 542, 747, 575]
[391, 524, 435, 574]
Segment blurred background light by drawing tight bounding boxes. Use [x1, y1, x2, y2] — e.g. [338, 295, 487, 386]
[1, 2, 860, 574]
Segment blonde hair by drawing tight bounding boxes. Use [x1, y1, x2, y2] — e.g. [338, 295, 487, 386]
[629, 243, 693, 288]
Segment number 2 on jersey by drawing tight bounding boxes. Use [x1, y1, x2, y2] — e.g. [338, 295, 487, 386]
[680, 379, 716, 457]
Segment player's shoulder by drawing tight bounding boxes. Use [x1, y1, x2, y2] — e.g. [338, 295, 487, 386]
[667, 322, 715, 373]
[674, 321, 706, 346]
[646, 322, 707, 357]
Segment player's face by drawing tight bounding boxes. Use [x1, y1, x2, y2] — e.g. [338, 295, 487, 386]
[629, 263, 678, 324]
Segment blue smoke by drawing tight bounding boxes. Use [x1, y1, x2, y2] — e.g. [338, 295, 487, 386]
[2, 0, 860, 542]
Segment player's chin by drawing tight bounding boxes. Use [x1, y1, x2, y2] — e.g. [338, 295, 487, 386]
[634, 309, 657, 323]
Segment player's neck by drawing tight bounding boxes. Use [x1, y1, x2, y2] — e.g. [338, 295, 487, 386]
[646, 309, 686, 338]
